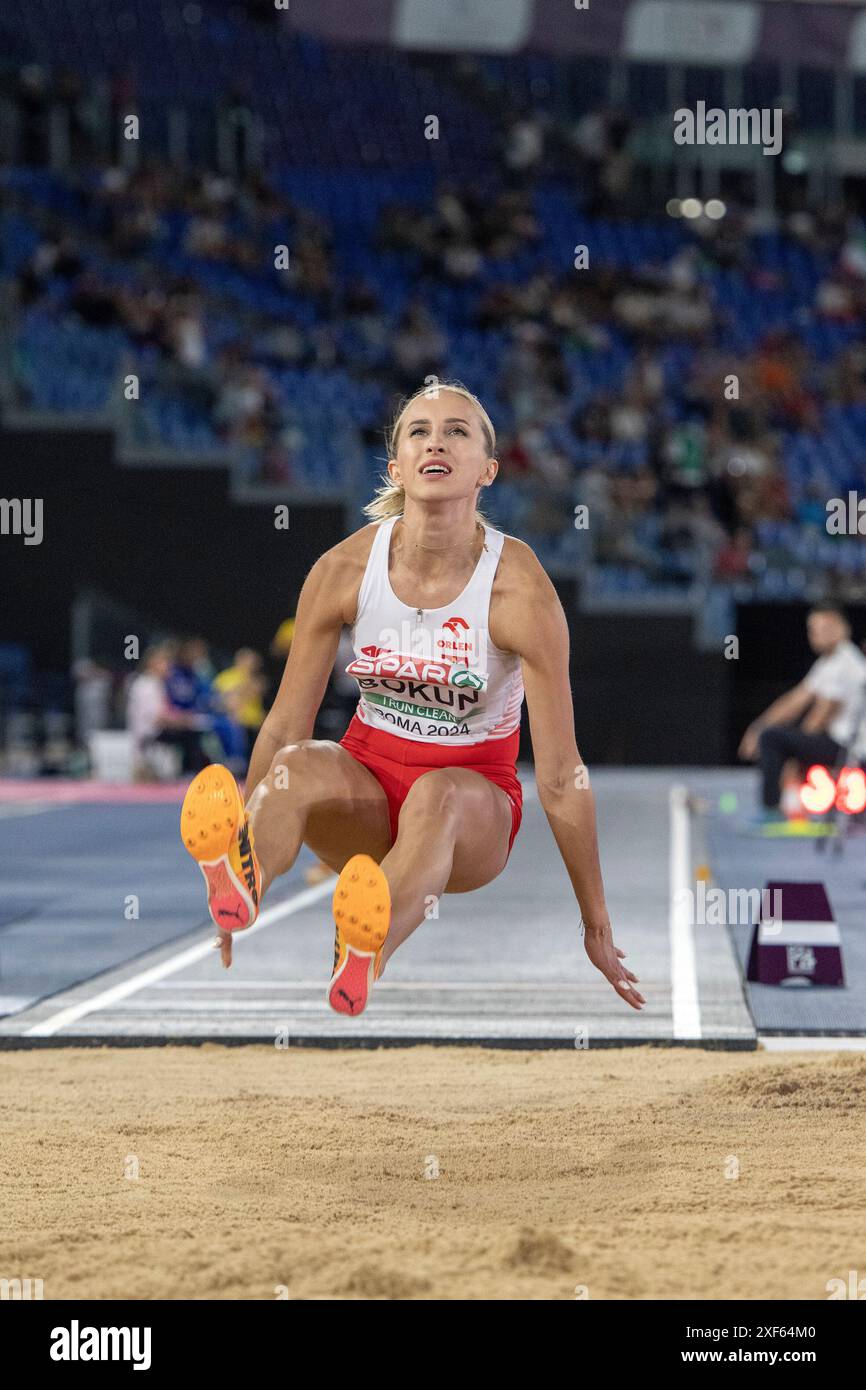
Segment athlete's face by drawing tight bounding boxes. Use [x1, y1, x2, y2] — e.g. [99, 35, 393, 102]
[389, 393, 497, 502]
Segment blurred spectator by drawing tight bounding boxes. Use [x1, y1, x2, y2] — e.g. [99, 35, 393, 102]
[166, 638, 213, 718]
[17, 235, 84, 306]
[126, 643, 205, 778]
[271, 615, 296, 660]
[209, 685, 249, 774]
[714, 528, 753, 583]
[390, 302, 446, 392]
[212, 647, 266, 746]
[502, 111, 544, 182]
[16, 65, 50, 165]
[72, 659, 114, 748]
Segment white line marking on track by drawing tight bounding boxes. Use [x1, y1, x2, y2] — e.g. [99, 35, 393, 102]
[759, 1036, 866, 1052]
[0, 804, 66, 819]
[24, 880, 334, 1037]
[669, 784, 701, 1040]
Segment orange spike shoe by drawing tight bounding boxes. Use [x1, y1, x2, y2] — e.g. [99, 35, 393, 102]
[180, 765, 261, 931]
[327, 854, 391, 1016]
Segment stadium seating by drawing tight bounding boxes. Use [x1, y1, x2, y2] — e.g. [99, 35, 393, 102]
[3, 1, 865, 599]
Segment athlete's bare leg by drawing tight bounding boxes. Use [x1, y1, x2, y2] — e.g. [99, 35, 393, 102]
[245, 740, 392, 895]
[375, 768, 513, 973]
[233, 750, 512, 980]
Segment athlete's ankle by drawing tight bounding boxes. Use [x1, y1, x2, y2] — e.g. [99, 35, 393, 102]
[254, 847, 287, 899]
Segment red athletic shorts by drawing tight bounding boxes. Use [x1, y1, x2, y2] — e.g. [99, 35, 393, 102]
[339, 713, 523, 859]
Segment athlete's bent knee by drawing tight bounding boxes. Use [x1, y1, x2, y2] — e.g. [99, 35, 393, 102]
[400, 770, 459, 823]
[266, 740, 327, 789]
[269, 742, 301, 776]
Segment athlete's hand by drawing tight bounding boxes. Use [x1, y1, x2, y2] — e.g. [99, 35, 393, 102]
[213, 927, 238, 968]
[738, 726, 760, 761]
[582, 921, 645, 1010]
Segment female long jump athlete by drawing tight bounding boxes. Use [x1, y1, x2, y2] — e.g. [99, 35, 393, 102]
[180, 382, 644, 1017]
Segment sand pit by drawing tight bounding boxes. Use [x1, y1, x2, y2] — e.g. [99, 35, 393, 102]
[1, 1044, 864, 1300]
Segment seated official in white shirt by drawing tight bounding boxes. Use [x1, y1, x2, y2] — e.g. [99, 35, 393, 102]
[738, 605, 866, 819]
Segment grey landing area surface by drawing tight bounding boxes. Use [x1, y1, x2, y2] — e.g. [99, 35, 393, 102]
[695, 769, 866, 1037]
[0, 769, 758, 1047]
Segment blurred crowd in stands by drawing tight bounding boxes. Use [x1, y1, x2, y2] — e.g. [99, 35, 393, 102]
[74, 638, 267, 779]
[5, 44, 866, 608]
[66, 623, 358, 781]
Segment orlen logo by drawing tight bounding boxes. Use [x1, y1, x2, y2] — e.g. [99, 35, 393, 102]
[439, 615, 475, 656]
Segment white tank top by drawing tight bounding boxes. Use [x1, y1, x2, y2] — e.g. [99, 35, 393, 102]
[346, 515, 525, 746]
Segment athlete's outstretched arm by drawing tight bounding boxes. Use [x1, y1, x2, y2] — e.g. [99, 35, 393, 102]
[244, 550, 348, 801]
[505, 548, 645, 1011]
